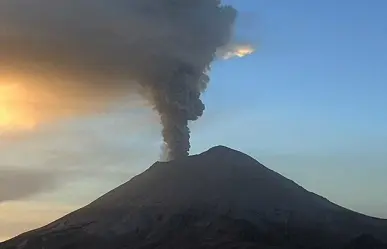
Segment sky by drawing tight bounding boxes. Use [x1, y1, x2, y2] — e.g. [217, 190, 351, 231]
[1, 0, 387, 241]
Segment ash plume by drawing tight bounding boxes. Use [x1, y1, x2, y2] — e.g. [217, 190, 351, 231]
[0, 0, 240, 159]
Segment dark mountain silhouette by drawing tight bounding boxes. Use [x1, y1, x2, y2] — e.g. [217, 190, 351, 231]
[1, 146, 386, 249]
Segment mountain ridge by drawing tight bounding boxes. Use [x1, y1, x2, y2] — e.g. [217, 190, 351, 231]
[1, 146, 386, 249]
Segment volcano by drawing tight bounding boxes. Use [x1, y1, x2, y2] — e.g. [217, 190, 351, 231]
[1, 146, 386, 249]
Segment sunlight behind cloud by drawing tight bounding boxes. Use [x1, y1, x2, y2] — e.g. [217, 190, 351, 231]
[0, 83, 37, 132]
[0, 106, 162, 239]
[0, 73, 144, 137]
[0, 74, 68, 134]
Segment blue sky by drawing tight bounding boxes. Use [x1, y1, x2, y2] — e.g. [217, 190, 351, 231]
[1, 0, 387, 240]
[191, 0, 387, 216]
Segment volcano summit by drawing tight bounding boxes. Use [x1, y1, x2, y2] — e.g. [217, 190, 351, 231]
[1, 146, 386, 249]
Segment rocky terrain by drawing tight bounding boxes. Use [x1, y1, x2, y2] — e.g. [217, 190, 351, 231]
[1, 146, 386, 249]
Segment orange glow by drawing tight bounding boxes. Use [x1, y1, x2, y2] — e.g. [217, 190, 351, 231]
[0, 84, 36, 131]
[0, 74, 121, 135]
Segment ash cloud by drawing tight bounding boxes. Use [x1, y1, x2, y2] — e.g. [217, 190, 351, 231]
[0, 0, 239, 159]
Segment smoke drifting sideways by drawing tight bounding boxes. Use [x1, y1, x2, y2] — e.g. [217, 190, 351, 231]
[0, 0, 252, 160]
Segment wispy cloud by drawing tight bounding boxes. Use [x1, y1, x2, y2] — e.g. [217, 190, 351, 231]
[0, 108, 164, 240]
[0, 168, 67, 203]
[0, 107, 161, 203]
[217, 43, 255, 60]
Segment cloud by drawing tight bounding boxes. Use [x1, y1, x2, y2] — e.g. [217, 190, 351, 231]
[0, 0, 255, 158]
[0, 0, 240, 84]
[0, 108, 162, 203]
[217, 43, 256, 59]
[0, 109, 163, 239]
[0, 168, 64, 203]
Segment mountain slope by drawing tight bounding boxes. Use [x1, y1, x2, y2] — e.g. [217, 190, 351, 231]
[1, 146, 386, 249]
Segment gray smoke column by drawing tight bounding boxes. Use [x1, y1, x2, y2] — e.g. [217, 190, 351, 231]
[0, 0, 237, 160]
